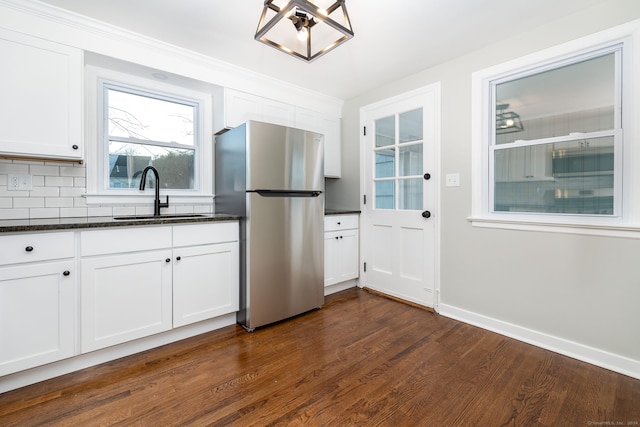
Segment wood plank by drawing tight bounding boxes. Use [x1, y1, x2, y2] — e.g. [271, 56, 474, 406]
[0, 288, 638, 426]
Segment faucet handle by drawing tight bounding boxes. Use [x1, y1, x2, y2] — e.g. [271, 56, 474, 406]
[160, 195, 169, 209]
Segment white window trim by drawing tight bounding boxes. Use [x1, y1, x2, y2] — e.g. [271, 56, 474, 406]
[85, 65, 213, 205]
[470, 20, 640, 238]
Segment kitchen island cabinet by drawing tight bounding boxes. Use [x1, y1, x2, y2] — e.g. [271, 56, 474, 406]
[0, 232, 76, 376]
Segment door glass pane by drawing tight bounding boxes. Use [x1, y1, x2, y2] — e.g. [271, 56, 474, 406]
[399, 144, 422, 176]
[494, 136, 614, 214]
[375, 116, 395, 147]
[375, 149, 395, 178]
[375, 181, 395, 209]
[399, 179, 422, 210]
[495, 52, 615, 145]
[399, 109, 422, 143]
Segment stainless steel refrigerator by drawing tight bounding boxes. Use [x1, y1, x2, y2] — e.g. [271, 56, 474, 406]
[215, 121, 324, 331]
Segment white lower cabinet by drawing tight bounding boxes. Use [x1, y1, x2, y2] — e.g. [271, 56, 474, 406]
[0, 260, 76, 376]
[0, 232, 76, 376]
[324, 215, 359, 287]
[80, 248, 173, 353]
[172, 224, 239, 328]
[80, 222, 239, 352]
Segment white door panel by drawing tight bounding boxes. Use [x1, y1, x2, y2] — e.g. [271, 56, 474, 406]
[362, 84, 440, 308]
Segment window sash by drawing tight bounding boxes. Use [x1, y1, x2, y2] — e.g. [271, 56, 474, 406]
[101, 83, 200, 192]
[488, 129, 623, 217]
[486, 43, 624, 219]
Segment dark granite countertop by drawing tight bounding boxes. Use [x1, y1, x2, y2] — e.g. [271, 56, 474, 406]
[0, 209, 360, 233]
[324, 209, 361, 216]
[0, 213, 241, 233]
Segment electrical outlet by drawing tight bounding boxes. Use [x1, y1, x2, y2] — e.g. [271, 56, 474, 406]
[7, 174, 33, 191]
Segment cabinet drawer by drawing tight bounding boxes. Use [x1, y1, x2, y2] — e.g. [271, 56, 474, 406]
[324, 215, 359, 232]
[81, 226, 172, 256]
[172, 222, 239, 247]
[0, 232, 74, 266]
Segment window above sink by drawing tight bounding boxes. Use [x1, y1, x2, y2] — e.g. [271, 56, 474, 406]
[83, 63, 214, 206]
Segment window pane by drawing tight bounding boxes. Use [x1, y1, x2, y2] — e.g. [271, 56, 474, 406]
[399, 144, 423, 176]
[108, 88, 195, 146]
[495, 53, 615, 144]
[375, 116, 395, 147]
[399, 179, 422, 210]
[109, 141, 195, 189]
[494, 136, 614, 214]
[375, 181, 395, 209]
[375, 149, 395, 178]
[399, 109, 422, 143]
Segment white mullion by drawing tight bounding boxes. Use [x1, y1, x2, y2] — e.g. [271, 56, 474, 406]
[493, 129, 617, 151]
[395, 113, 400, 210]
[108, 135, 196, 151]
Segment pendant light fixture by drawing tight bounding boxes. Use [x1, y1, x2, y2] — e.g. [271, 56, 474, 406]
[255, 0, 354, 62]
[496, 103, 524, 134]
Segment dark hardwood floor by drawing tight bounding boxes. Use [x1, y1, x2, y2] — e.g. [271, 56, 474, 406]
[1, 288, 639, 426]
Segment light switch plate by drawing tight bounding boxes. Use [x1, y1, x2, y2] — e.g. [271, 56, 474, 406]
[8, 174, 33, 191]
[445, 173, 460, 187]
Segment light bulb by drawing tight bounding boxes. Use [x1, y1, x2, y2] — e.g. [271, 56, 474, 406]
[297, 27, 308, 41]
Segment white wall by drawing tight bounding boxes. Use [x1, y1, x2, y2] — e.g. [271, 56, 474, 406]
[342, 0, 640, 377]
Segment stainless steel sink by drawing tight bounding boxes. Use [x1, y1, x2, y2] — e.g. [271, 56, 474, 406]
[114, 214, 207, 220]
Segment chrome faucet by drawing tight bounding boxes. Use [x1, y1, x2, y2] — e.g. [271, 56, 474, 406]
[139, 166, 169, 216]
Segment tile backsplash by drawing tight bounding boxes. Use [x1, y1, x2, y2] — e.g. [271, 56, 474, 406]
[0, 159, 213, 220]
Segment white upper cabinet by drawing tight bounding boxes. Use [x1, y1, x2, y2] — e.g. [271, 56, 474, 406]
[320, 115, 341, 178]
[295, 107, 342, 178]
[215, 88, 342, 177]
[215, 88, 295, 131]
[0, 28, 82, 161]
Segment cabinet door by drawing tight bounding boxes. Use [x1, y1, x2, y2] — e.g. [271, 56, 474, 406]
[296, 109, 342, 178]
[336, 229, 359, 283]
[225, 89, 263, 128]
[173, 242, 239, 327]
[81, 250, 173, 353]
[262, 98, 296, 128]
[324, 229, 359, 287]
[324, 231, 340, 286]
[0, 28, 82, 160]
[322, 116, 342, 178]
[527, 144, 552, 179]
[0, 260, 75, 376]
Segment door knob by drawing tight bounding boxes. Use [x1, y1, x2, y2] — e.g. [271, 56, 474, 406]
[422, 210, 431, 218]
[424, 173, 431, 180]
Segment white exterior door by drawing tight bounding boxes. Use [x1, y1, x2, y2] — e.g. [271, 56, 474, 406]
[361, 84, 440, 308]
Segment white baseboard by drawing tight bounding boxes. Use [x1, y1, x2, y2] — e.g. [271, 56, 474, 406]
[439, 303, 640, 380]
[0, 313, 236, 394]
[324, 279, 358, 296]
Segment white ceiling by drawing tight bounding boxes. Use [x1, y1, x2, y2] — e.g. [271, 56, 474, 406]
[36, 0, 608, 101]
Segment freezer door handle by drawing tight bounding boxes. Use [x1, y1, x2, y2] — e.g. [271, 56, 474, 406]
[249, 190, 322, 198]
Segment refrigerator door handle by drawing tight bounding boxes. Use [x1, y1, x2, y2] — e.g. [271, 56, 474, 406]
[249, 190, 322, 198]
